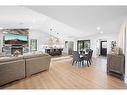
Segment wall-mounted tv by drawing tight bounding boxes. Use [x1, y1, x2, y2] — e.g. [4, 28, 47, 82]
[4, 34, 28, 45]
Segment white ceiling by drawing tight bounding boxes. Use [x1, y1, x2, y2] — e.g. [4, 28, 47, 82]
[28, 6, 127, 27]
[28, 6, 127, 37]
[0, 6, 48, 29]
[0, 6, 127, 39]
[0, 6, 81, 39]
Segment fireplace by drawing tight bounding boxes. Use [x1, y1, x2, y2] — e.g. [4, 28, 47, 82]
[11, 45, 23, 55]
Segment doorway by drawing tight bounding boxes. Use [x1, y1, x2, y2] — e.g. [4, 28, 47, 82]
[68, 41, 74, 55]
[64, 41, 74, 55]
[100, 41, 107, 56]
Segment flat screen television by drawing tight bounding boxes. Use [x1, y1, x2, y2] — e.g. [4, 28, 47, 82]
[4, 34, 28, 45]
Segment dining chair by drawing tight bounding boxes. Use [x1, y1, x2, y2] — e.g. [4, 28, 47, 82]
[72, 51, 83, 66]
[82, 49, 93, 67]
[89, 50, 93, 65]
[83, 53, 90, 67]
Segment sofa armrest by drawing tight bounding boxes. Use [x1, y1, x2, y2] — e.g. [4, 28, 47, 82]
[25, 56, 51, 77]
[0, 59, 25, 86]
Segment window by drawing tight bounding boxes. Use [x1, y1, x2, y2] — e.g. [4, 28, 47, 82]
[30, 39, 37, 51]
[77, 40, 90, 51]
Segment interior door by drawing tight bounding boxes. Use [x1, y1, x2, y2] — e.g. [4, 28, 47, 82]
[100, 41, 107, 56]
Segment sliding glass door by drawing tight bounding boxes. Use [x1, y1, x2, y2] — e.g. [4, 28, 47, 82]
[77, 40, 90, 51]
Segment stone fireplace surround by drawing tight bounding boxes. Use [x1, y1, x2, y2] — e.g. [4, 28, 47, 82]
[11, 44, 23, 55]
[2, 45, 29, 57]
[1, 28, 29, 56]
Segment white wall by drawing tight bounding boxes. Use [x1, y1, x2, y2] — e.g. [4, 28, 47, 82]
[116, 19, 127, 83]
[0, 31, 3, 53]
[125, 25, 127, 83]
[74, 33, 118, 57]
[29, 29, 50, 52]
[124, 20, 127, 83]
[74, 38, 77, 51]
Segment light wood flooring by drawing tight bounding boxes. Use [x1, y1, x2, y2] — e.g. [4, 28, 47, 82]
[2, 56, 127, 89]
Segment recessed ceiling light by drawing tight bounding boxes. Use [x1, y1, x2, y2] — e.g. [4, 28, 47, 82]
[33, 19, 36, 23]
[100, 31, 103, 34]
[96, 27, 101, 31]
[0, 27, 3, 29]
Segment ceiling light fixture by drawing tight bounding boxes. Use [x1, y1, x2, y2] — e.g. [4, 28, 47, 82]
[96, 27, 101, 31]
[100, 31, 103, 34]
[33, 19, 36, 23]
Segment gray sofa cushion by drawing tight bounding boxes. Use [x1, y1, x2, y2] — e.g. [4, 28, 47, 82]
[25, 55, 51, 77]
[0, 59, 25, 86]
[0, 56, 24, 63]
[23, 53, 50, 59]
[0, 52, 51, 86]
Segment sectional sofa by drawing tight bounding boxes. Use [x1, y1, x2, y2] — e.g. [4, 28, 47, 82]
[0, 52, 51, 86]
[24, 53, 51, 77]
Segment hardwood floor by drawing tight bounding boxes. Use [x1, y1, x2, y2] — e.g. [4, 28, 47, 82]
[1, 56, 127, 89]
